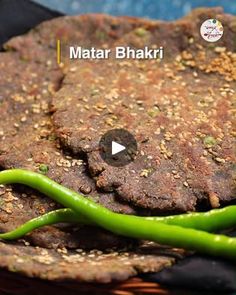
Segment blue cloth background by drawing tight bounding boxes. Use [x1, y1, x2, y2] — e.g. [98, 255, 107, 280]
[34, 0, 236, 19]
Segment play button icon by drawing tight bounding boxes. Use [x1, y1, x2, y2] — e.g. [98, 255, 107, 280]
[112, 141, 126, 155]
[99, 129, 137, 167]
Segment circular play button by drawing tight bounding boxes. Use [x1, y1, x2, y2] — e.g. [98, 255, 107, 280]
[99, 129, 137, 167]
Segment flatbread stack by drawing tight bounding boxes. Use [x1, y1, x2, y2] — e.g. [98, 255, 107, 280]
[0, 7, 235, 284]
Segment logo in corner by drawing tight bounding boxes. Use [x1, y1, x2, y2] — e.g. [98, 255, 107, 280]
[200, 19, 223, 42]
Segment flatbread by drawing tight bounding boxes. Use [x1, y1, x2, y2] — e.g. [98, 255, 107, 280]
[52, 8, 236, 211]
[0, 13, 177, 282]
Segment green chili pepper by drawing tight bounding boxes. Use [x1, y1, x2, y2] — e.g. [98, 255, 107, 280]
[58, 206, 236, 232]
[1, 169, 236, 260]
[3, 205, 236, 240]
[0, 209, 89, 240]
[147, 206, 236, 231]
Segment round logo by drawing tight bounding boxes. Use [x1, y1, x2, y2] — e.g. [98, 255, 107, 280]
[200, 19, 223, 42]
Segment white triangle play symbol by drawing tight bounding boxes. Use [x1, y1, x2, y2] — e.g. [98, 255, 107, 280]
[112, 141, 126, 155]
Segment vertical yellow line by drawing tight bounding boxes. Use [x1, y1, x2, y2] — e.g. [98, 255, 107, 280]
[57, 39, 61, 64]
